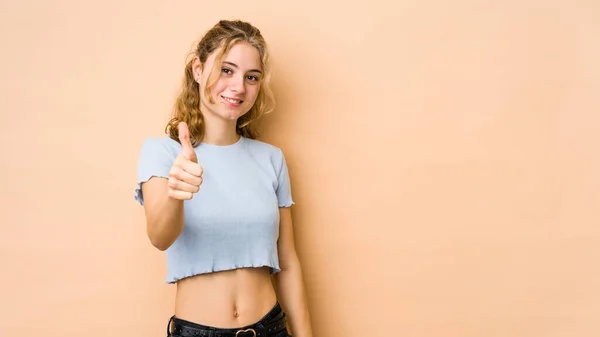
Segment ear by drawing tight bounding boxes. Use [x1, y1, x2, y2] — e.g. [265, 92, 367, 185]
[191, 56, 203, 81]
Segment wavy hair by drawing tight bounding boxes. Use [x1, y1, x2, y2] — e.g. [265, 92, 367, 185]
[165, 20, 275, 146]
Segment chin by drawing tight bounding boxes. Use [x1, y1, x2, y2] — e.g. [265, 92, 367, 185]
[214, 112, 239, 122]
[222, 108, 249, 121]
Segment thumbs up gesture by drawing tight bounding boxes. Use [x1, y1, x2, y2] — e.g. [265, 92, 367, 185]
[167, 122, 203, 200]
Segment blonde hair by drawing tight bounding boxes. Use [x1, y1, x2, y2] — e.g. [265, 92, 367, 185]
[165, 20, 275, 146]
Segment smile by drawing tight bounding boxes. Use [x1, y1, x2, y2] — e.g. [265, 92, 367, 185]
[221, 96, 243, 104]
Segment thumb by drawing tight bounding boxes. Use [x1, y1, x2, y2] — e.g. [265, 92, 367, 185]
[178, 122, 198, 163]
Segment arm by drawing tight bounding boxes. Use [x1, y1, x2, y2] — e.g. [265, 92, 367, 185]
[274, 207, 313, 337]
[141, 178, 185, 251]
[138, 122, 201, 251]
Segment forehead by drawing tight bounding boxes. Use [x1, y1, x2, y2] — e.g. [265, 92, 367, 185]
[219, 41, 262, 71]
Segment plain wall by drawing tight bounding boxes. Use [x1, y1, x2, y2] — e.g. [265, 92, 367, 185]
[1, 1, 599, 336]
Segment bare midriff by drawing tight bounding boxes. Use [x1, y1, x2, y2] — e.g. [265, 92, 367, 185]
[174, 266, 277, 328]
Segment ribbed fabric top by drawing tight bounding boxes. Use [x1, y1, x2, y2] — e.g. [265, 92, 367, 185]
[134, 135, 294, 283]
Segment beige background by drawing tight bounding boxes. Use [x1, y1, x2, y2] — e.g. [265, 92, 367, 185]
[1, 1, 599, 336]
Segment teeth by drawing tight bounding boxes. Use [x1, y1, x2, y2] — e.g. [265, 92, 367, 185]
[223, 97, 241, 104]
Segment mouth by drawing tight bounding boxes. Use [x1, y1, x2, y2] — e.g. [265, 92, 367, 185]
[221, 95, 244, 105]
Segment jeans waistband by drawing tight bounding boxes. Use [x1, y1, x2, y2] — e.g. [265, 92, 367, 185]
[167, 303, 287, 337]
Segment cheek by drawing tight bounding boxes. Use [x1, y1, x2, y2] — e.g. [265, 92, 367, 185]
[246, 86, 260, 103]
[210, 82, 228, 97]
[203, 78, 227, 99]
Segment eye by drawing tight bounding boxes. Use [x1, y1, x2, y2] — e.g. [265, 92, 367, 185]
[246, 75, 260, 82]
[221, 67, 233, 75]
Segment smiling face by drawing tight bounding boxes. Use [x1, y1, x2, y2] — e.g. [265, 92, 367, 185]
[193, 41, 263, 123]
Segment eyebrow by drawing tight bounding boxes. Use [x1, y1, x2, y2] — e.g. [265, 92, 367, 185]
[222, 61, 262, 74]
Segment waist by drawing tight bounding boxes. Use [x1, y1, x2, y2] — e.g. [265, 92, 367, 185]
[174, 267, 277, 328]
[169, 302, 287, 337]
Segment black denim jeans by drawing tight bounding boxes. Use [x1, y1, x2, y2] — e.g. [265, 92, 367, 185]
[167, 302, 292, 337]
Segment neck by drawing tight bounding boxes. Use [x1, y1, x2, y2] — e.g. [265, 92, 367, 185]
[201, 113, 240, 146]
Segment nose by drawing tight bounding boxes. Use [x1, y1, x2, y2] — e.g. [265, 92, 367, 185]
[229, 76, 246, 94]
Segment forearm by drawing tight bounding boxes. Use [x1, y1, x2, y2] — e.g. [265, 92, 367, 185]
[146, 195, 185, 251]
[274, 257, 313, 337]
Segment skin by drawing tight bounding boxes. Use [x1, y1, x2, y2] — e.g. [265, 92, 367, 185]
[141, 41, 313, 336]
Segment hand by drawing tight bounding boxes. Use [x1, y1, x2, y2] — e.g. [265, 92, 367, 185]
[167, 122, 203, 200]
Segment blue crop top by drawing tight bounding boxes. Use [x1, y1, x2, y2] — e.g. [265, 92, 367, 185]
[134, 135, 294, 283]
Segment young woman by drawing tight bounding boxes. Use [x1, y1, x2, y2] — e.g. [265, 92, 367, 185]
[134, 20, 313, 337]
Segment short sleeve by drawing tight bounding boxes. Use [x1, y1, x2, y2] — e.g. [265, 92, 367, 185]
[275, 149, 295, 207]
[134, 138, 175, 205]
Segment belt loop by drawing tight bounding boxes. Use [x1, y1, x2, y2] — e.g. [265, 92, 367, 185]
[256, 323, 265, 337]
[166, 315, 175, 337]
